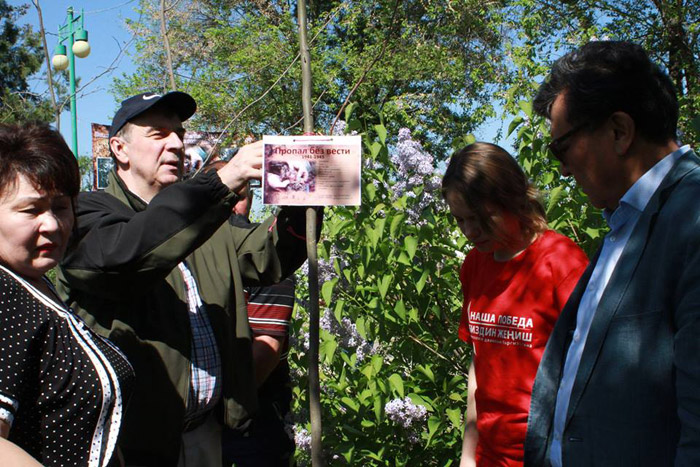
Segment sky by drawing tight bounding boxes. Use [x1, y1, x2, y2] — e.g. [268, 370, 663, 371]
[13, 0, 140, 158]
[12, 0, 513, 161]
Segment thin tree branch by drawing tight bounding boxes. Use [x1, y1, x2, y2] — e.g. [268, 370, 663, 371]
[159, 0, 177, 91]
[31, 0, 59, 128]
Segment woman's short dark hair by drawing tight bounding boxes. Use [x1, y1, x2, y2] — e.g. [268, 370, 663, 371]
[0, 122, 80, 198]
[442, 142, 547, 246]
[534, 41, 678, 145]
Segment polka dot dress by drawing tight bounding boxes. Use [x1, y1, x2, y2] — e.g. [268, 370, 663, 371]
[0, 265, 134, 466]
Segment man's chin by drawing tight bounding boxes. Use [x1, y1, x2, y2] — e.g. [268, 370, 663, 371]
[157, 173, 180, 187]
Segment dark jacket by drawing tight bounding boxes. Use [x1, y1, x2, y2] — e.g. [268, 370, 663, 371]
[525, 151, 700, 466]
[57, 170, 316, 465]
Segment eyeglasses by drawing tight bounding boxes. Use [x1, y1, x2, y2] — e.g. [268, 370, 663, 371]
[547, 122, 588, 162]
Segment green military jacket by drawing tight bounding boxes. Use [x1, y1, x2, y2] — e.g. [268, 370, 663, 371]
[58, 170, 313, 465]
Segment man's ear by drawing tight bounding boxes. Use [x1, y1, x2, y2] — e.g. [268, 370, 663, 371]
[109, 136, 129, 166]
[609, 111, 635, 156]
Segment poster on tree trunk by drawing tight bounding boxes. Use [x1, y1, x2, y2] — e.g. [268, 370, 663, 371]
[262, 135, 362, 206]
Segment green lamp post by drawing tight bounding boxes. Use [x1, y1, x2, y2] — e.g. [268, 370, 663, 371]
[51, 7, 90, 159]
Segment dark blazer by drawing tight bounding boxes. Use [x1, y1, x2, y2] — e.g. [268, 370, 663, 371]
[525, 150, 700, 466]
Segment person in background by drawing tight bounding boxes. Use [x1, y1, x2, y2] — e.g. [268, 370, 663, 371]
[441, 142, 588, 466]
[525, 41, 700, 466]
[0, 123, 133, 466]
[57, 91, 319, 466]
[218, 180, 297, 466]
[184, 144, 206, 178]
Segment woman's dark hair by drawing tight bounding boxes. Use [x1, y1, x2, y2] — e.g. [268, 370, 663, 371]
[0, 122, 80, 199]
[534, 41, 678, 144]
[442, 142, 547, 246]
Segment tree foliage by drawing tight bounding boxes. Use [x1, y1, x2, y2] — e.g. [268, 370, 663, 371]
[114, 0, 507, 155]
[0, 0, 54, 123]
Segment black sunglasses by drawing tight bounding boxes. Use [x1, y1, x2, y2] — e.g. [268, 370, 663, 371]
[548, 122, 588, 162]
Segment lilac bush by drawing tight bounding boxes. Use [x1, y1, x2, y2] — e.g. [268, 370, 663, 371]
[288, 119, 470, 464]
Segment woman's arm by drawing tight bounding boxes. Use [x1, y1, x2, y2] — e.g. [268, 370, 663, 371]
[460, 359, 478, 467]
[0, 421, 42, 466]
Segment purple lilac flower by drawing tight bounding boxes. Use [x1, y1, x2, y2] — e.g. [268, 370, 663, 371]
[319, 309, 381, 363]
[390, 128, 440, 221]
[294, 426, 312, 453]
[384, 397, 428, 428]
[331, 120, 347, 136]
[300, 249, 349, 287]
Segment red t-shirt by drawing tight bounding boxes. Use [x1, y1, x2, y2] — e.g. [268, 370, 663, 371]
[458, 230, 588, 466]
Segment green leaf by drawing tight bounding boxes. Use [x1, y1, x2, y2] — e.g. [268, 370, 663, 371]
[370, 141, 382, 158]
[344, 102, 356, 122]
[394, 300, 406, 320]
[378, 274, 392, 299]
[426, 415, 441, 446]
[388, 373, 405, 397]
[374, 396, 382, 422]
[365, 223, 380, 249]
[374, 216, 387, 240]
[365, 183, 377, 202]
[371, 354, 383, 374]
[415, 269, 430, 294]
[396, 251, 412, 266]
[404, 236, 418, 260]
[390, 213, 405, 238]
[321, 278, 337, 305]
[518, 99, 533, 118]
[356, 316, 367, 340]
[417, 364, 435, 382]
[320, 337, 338, 365]
[507, 115, 524, 137]
[546, 185, 565, 215]
[585, 227, 602, 239]
[341, 397, 360, 412]
[374, 124, 387, 145]
[446, 407, 463, 430]
[333, 299, 345, 322]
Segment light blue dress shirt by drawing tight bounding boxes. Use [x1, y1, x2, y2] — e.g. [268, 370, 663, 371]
[549, 145, 691, 467]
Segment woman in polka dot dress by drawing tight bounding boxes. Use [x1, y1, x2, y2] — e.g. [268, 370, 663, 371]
[0, 123, 134, 466]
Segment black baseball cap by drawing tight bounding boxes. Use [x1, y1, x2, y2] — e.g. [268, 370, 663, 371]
[108, 91, 197, 139]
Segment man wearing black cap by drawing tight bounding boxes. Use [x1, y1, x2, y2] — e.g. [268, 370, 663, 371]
[57, 92, 318, 466]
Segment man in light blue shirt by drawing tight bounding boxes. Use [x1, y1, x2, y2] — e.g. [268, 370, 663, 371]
[524, 41, 700, 466]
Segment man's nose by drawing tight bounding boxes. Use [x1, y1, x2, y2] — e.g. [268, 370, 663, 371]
[165, 131, 184, 150]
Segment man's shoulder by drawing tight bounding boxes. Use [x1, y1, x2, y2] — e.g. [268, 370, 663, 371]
[77, 189, 121, 206]
[75, 190, 131, 215]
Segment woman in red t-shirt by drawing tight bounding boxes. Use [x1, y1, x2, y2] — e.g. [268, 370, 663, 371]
[442, 142, 588, 467]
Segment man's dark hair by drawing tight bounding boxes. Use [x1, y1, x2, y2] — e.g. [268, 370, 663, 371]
[0, 122, 80, 198]
[534, 41, 679, 144]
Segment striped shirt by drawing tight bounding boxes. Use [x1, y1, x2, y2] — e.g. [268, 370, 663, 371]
[246, 277, 295, 378]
